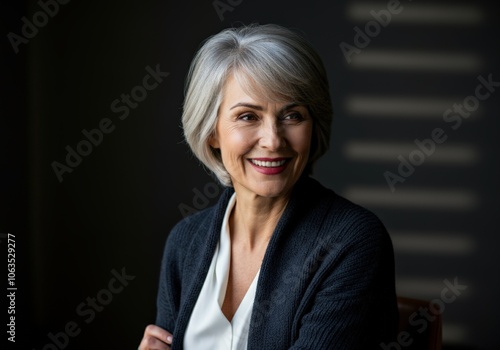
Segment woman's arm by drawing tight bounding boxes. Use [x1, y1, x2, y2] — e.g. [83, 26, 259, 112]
[288, 228, 398, 349]
[155, 221, 187, 333]
[142, 221, 188, 349]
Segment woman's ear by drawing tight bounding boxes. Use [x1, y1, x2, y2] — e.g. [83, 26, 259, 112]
[208, 132, 220, 149]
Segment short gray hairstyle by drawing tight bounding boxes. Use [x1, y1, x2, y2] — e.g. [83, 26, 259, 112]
[182, 24, 333, 186]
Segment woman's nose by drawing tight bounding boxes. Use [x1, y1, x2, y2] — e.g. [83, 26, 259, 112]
[259, 121, 286, 150]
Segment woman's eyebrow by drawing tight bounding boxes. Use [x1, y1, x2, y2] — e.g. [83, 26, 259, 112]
[230, 102, 263, 110]
[229, 102, 300, 113]
[278, 103, 300, 114]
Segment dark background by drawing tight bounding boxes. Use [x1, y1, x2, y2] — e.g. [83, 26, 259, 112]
[1, 0, 499, 349]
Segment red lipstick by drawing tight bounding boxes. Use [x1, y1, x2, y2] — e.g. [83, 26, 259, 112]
[247, 157, 290, 175]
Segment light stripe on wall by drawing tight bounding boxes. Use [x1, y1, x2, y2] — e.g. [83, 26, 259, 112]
[343, 187, 478, 210]
[350, 50, 482, 72]
[347, 3, 484, 25]
[390, 231, 475, 254]
[345, 96, 478, 118]
[343, 141, 479, 164]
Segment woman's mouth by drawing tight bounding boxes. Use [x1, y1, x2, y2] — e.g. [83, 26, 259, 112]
[248, 158, 291, 175]
[249, 159, 287, 167]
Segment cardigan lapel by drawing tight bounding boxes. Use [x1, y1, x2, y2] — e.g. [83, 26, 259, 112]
[247, 176, 335, 348]
[173, 186, 234, 349]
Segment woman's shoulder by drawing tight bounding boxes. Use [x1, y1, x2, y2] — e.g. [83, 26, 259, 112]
[169, 207, 213, 237]
[296, 177, 389, 245]
[164, 186, 234, 248]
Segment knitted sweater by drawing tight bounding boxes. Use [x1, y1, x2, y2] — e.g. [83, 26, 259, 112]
[156, 176, 398, 349]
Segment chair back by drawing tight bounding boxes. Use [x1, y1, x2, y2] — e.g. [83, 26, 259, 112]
[397, 296, 442, 350]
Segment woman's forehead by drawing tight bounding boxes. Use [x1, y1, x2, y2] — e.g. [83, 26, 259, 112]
[221, 76, 301, 112]
[224, 70, 296, 105]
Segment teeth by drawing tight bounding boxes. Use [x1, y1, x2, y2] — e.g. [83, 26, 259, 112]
[251, 159, 287, 167]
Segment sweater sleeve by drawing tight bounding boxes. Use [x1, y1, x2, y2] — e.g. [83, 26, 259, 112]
[155, 222, 185, 334]
[288, 221, 398, 349]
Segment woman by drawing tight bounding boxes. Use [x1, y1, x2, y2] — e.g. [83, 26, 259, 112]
[140, 24, 398, 349]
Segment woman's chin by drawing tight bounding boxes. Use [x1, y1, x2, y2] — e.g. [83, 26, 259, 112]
[243, 180, 293, 199]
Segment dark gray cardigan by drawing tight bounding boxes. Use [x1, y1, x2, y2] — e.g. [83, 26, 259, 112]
[156, 176, 398, 349]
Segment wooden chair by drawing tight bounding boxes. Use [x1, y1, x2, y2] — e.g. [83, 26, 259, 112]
[397, 296, 442, 350]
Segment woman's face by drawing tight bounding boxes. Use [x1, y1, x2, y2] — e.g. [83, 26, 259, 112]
[210, 75, 313, 199]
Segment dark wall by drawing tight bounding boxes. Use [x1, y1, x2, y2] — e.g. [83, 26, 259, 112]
[2, 0, 498, 349]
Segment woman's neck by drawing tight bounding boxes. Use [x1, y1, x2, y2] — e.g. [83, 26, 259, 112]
[229, 188, 290, 251]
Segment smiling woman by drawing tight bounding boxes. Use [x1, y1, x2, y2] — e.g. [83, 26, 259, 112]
[210, 75, 313, 199]
[139, 23, 398, 350]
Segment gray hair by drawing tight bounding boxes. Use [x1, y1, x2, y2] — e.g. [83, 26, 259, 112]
[182, 24, 333, 186]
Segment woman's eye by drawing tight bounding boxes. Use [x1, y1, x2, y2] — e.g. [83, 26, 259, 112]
[238, 114, 257, 121]
[282, 112, 303, 121]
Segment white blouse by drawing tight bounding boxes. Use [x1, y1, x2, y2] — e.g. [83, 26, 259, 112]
[184, 193, 260, 350]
